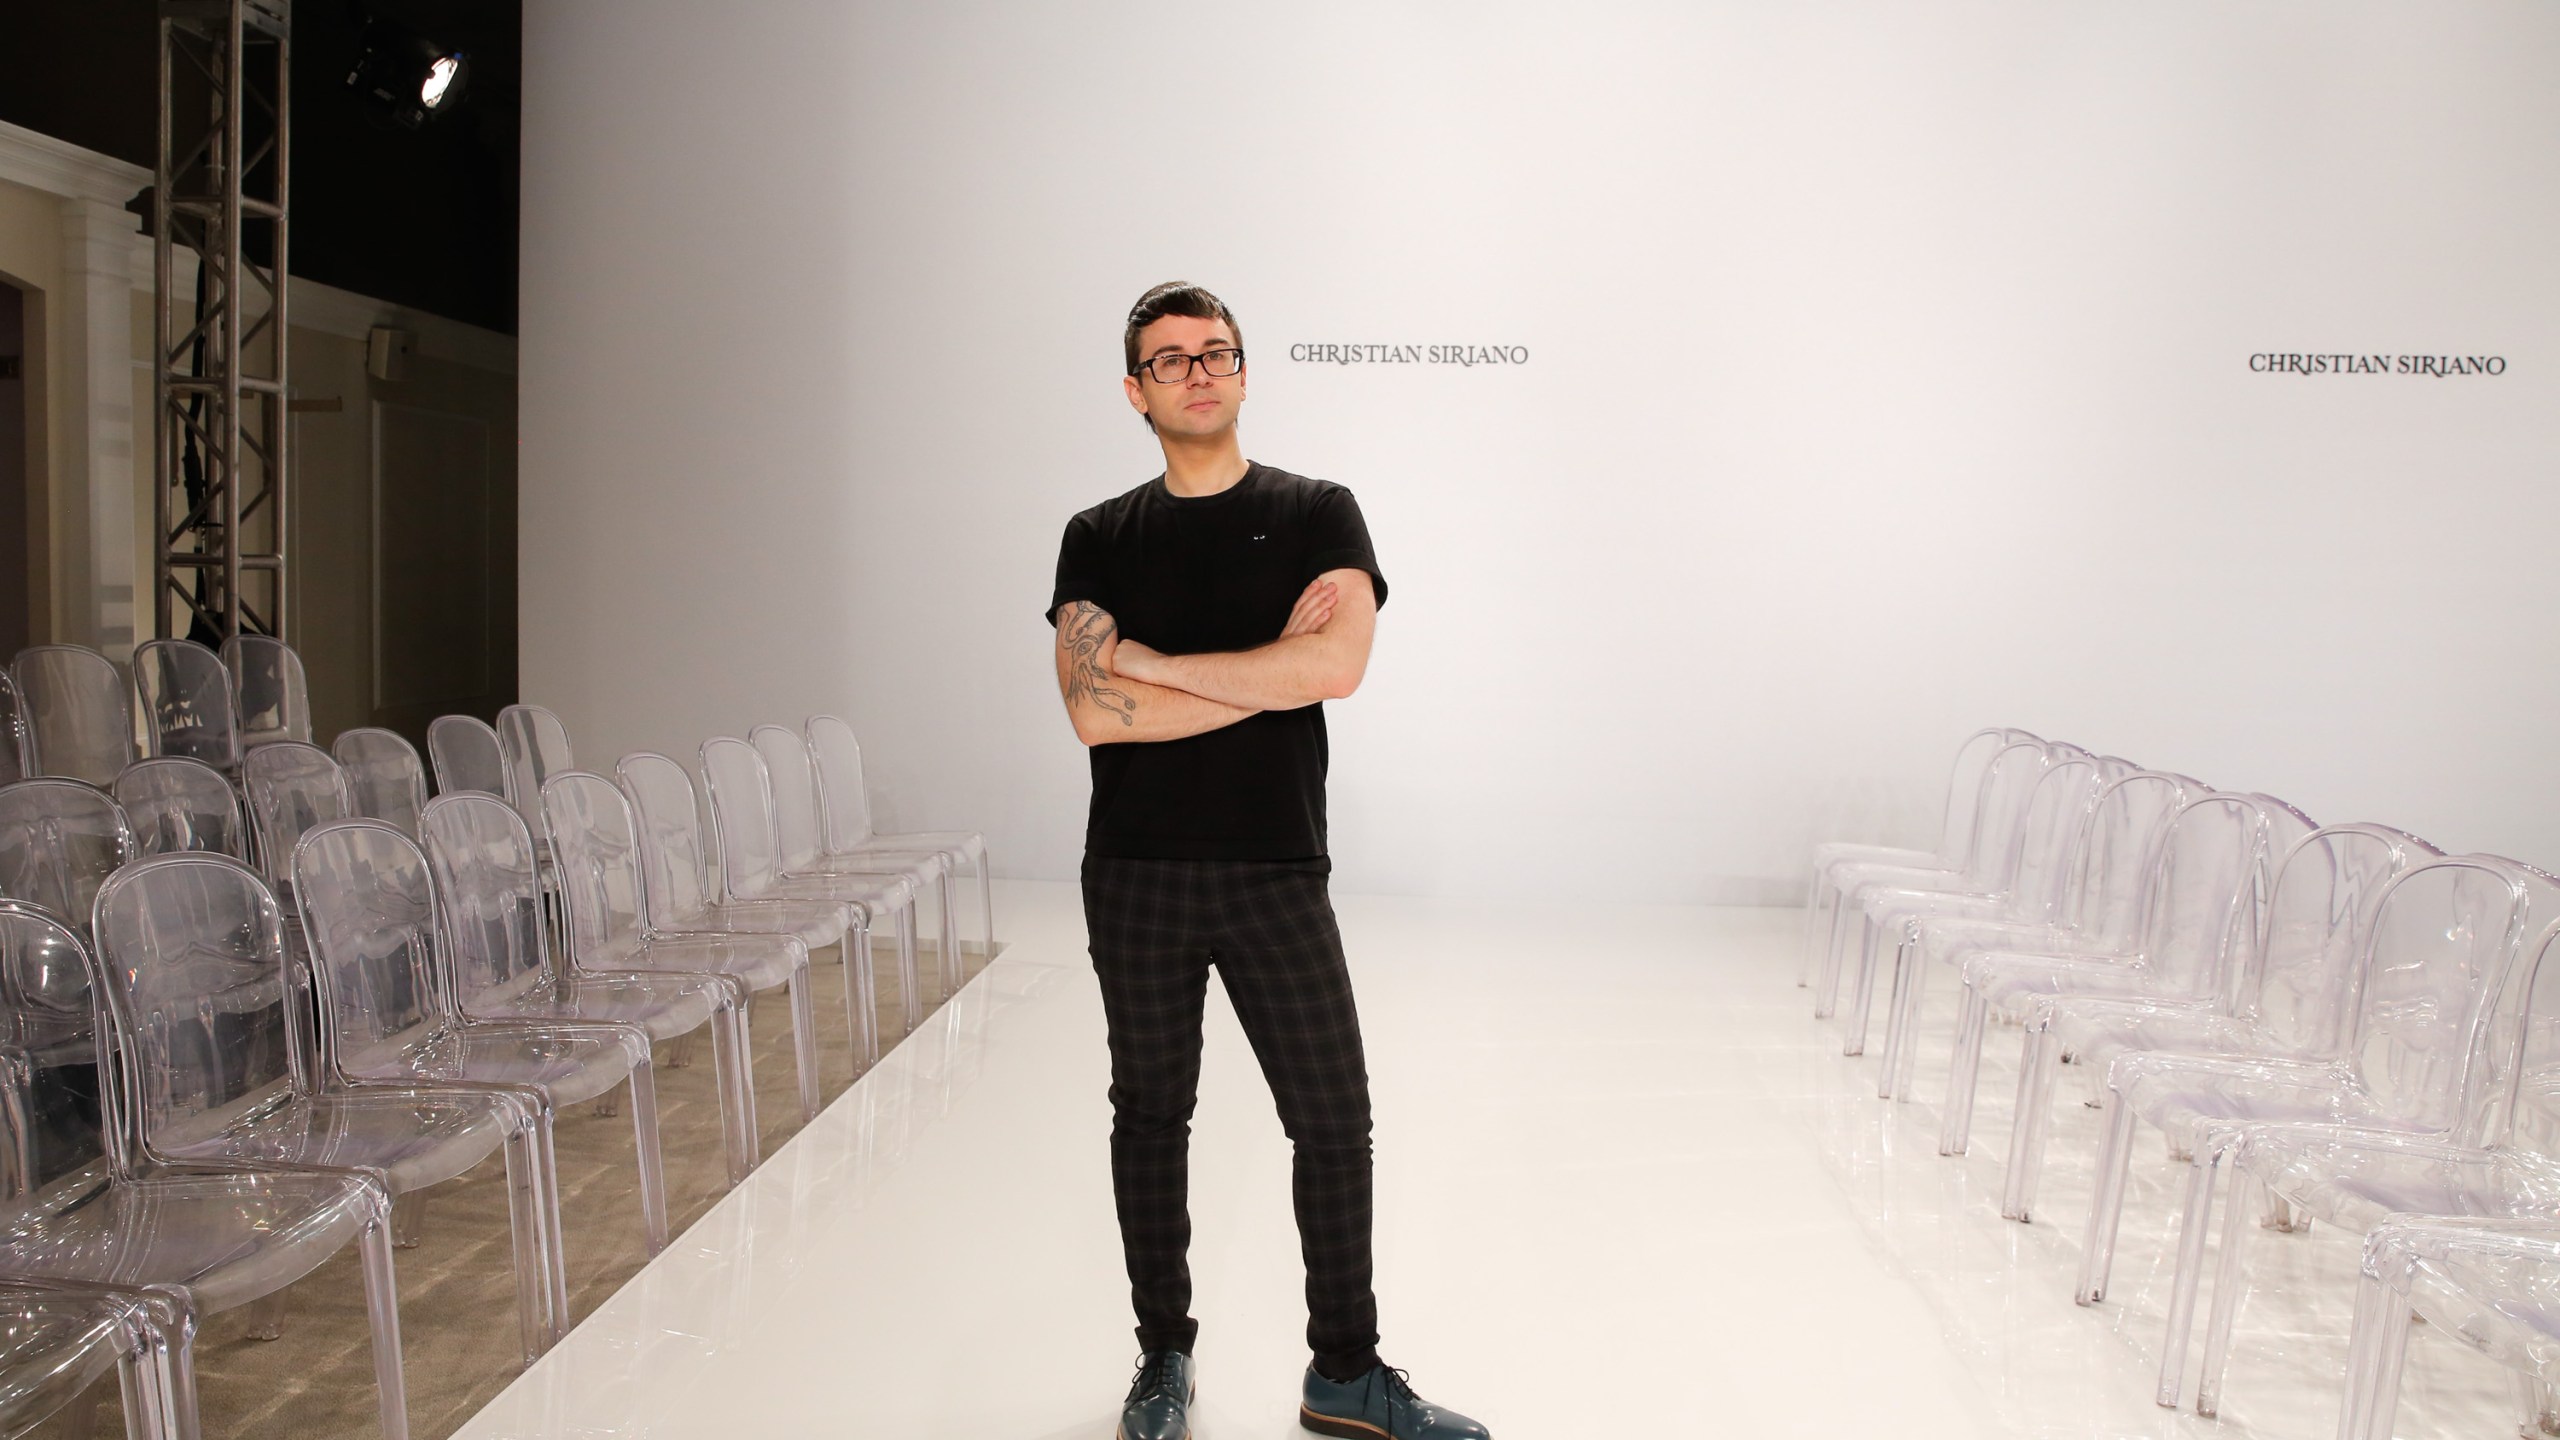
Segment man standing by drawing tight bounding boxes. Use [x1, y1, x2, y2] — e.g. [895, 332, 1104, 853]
[1050, 283, 1490, 1440]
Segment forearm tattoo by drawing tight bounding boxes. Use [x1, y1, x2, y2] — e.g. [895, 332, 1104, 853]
[1062, 601, 1139, 727]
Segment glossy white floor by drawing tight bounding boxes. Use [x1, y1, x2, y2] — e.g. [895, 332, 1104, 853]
[452, 886, 2525, 1439]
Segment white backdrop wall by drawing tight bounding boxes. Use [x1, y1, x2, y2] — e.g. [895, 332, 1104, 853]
[520, 1, 2560, 903]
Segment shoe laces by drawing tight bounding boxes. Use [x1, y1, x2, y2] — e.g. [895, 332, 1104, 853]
[1379, 1366, 1423, 1417]
[1127, 1350, 1182, 1403]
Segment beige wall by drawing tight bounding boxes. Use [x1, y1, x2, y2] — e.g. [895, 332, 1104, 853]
[0, 174, 67, 645]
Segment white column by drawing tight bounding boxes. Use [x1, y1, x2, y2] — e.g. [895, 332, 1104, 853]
[55, 195, 141, 662]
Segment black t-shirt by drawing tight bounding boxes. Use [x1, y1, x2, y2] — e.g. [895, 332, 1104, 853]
[1048, 463, 1388, 860]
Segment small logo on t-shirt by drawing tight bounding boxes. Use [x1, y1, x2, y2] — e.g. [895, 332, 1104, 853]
[1252, 534, 1267, 541]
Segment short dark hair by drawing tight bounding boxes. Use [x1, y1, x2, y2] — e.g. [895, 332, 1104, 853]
[1122, 281, 1243, 374]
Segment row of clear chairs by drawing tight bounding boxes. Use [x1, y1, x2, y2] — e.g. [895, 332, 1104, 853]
[1803, 728, 2560, 1438]
[3, 637, 310, 788]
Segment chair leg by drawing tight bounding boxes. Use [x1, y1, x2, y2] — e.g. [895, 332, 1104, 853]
[895, 909, 922, 1036]
[2196, 1169, 2264, 1417]
[356, 1217, 412, 1440]
[1876, 932, 1922, 1098]
[500, 1130, 552, 1365]
[2158, 1144, 2225, 1408]
[785, 971, 821, 1122]
[938, 873, 963, 993]
[1939, 986, 1993, 1154]
[1813, 891, 1850, 1019]
[841, 914, 879, 1071]
[712, 997, 759, 1184]
[146, 1303, 201, 1440]
[2079, 1091, 2138, 1304]
[239, 1289, 285, 1341]
[1845, 914, 1883, 1057]
[390, 1191, 428, 1249]
[974, 847, 995, 961]
[626, 1060, 669, 1254]
[2363, 1295, 2415, 1440]
[2001, 1022, 2058, 1221]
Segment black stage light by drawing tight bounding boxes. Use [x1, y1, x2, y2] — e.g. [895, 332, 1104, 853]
[345, 17, 470, 129]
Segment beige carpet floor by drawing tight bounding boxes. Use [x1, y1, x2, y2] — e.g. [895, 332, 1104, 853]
[32, 940, 985, 1440]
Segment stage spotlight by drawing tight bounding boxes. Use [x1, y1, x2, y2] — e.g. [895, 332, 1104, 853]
[345, 18, 469, 129]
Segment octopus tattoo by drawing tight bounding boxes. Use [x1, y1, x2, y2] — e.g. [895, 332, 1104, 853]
[1062, 601, 1139, 727]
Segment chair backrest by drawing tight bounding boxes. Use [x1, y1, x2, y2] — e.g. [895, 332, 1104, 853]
[1984, 750, 2103, 925]
[112, 757, 245, 859]
[2053, 770, 2204, 951]
[239, 742, 355, 896]
[698, 736, 786, 903]
[804, 714, 878, 853]
[421, 792, 564, 1003]
[218, 634, 312, 749]
[615, 752, 721, 930]
[2243, 823, 2439, 1057]
[2343, 855, 2540, 1142]
[131, 638, 242, 773]
[425, 713, 507, 799]
[332, 728, 429, 841]
[0, 780, 136, 941]
[1957, 739, 2057, 894]
[1931, 727, 2037, 868]
[0, 900, 104, 1191]
[0, 669, 29, 786]
[88, 853, 303, 1176]
[750, 724, 833, 873]
[495, 704, 574, 830]
[293, 818, 454, 1084]
[535, 772, 652, 963]
[10, 647, 134, 786]
[2114, 792, 2296, 1003]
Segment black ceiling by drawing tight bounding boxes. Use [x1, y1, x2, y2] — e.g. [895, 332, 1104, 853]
[0, 0, 521, 335]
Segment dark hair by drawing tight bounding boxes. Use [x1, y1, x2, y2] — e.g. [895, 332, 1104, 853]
[1122, 281, 1243, 374]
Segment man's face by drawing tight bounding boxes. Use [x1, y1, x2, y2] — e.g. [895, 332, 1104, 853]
[1123, 314, 1246, 439]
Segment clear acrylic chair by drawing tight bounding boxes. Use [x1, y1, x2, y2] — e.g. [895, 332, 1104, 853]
[0, 778, 133, 1190]
[417, 789, 735, 1194]
[495, 705, 575, 833]
[0, 894, 106, 1195]
[0, 669, 30, 787]
[2342, 1217, 2560, 1440]
[425, 713, 507, 798]
[552, 762, 822, 1130]
[0, 897, 411, 1439]
[130, 640, 242, 777]
[1799, 726, 2036, 986]
[0, 1275, 198, 1440]
[698, 739, 922, 1039]
[806, 714, 997, 967]
[113, 758, 245, 859]
[10, 646, 136, 786]
[239, 742, 354, 964]
[333, 728, 430, 840]
[296, 817, 668, 1287]
[218, 634, 311, 752]
[1871, 766, 2202, 1098]
[0, 778, 137, 941]
[2072, 854, 2554, 1408]
[752, 724, 947, 992]
[1927, 791, 2311, 1169]
[1814, 737, 2060, 1025]
[2007, 822, 2434, 1224]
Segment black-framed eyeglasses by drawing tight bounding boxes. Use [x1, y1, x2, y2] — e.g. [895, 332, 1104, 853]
[1132, 347, 1245, 384]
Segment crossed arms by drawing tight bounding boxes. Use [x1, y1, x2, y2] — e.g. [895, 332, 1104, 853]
[1053, 568, 1378, 746]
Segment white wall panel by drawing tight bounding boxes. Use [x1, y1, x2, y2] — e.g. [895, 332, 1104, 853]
[521, 1, 2560, 900]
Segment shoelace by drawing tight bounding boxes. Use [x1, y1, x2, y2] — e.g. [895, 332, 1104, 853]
[1379, 1367, 1424, 1420]
[1126, 1351, 1182, 1403]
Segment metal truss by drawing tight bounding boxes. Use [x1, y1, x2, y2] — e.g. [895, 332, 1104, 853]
[154, 0, 290, 643]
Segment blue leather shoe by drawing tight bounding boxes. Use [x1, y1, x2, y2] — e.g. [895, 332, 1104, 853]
[1300, 1364, 1490, 1439]
[1119, 1350, 1196, 1440]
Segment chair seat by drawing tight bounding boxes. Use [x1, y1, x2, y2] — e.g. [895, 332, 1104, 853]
[798, 848, 942, 894]
[673, 898, 848, 951]
[158, 1085, 521, 1196]
[591, 932, 804, 994]
[853, 829, 982, 864]
[0, 1166, 381, 1315]
[343, 1025, 642, 1111]
[0, 1285, 136, 1432]
[755, 872, 915, 915]
[476, 972, 724, 1046]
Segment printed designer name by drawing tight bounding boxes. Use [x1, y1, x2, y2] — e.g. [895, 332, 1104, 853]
[1287, 343, 1530, 366]
[2251, 353, 2505, 376]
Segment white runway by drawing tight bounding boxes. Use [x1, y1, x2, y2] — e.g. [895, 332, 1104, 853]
[451, 885, 2518, 1438]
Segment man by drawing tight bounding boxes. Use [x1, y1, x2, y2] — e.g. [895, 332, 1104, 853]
[1050, 282, 1491, 1440]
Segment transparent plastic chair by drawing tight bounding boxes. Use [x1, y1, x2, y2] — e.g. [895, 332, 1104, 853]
[1831, 747, 2106, 1056]
[1927, 791, 2309, 1171]
[416, 790, 733, 1173]
[0, 669, 30, 787]
[129, 641, 241, 777]
[494, 705, 575, 835]
[425, 714, 507, 799]
[751, 725, 943, 993]
[88, 853, 554, 1372]
[297, 817, 668, 1281]
[239, 742, 355, 903]
[10, 647, 135, 786]
[0, 778, 137, 941]
[0, 895, 105, 1194]
[1799, 727, 2036, 986]
[2007, 822, 2432, 1224]
[0, 899, 409, 1439]
[1813, 737, 2060, 1024]
[217, 634, 311, 752]
[2343, 1217, 2560, 1440]
[332, 728, 430, 841]
[2072, 854, 2554, 1407]
[698, 739, 920, 1043]
[112, 758, 244, 860]
[1871, 766, 2204, 1100]
[0, 1274, 198, 1440]
[524, 778, 761, 1181]
[806, 714, 997, 964]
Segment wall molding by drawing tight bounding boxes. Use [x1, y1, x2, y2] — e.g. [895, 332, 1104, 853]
[0, 120, 150, 208]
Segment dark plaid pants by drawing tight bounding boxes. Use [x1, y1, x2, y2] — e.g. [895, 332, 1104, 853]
[1082, 855, 1382, 1375]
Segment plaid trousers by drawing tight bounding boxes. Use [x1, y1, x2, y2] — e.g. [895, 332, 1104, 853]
[1082, 855, 1381, 1373]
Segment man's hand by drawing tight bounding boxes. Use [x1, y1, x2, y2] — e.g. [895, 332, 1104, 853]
[1115, 576, 1339, 688]
[1101, 570, 1376, 713]
[1279, 576, 1338, 639]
